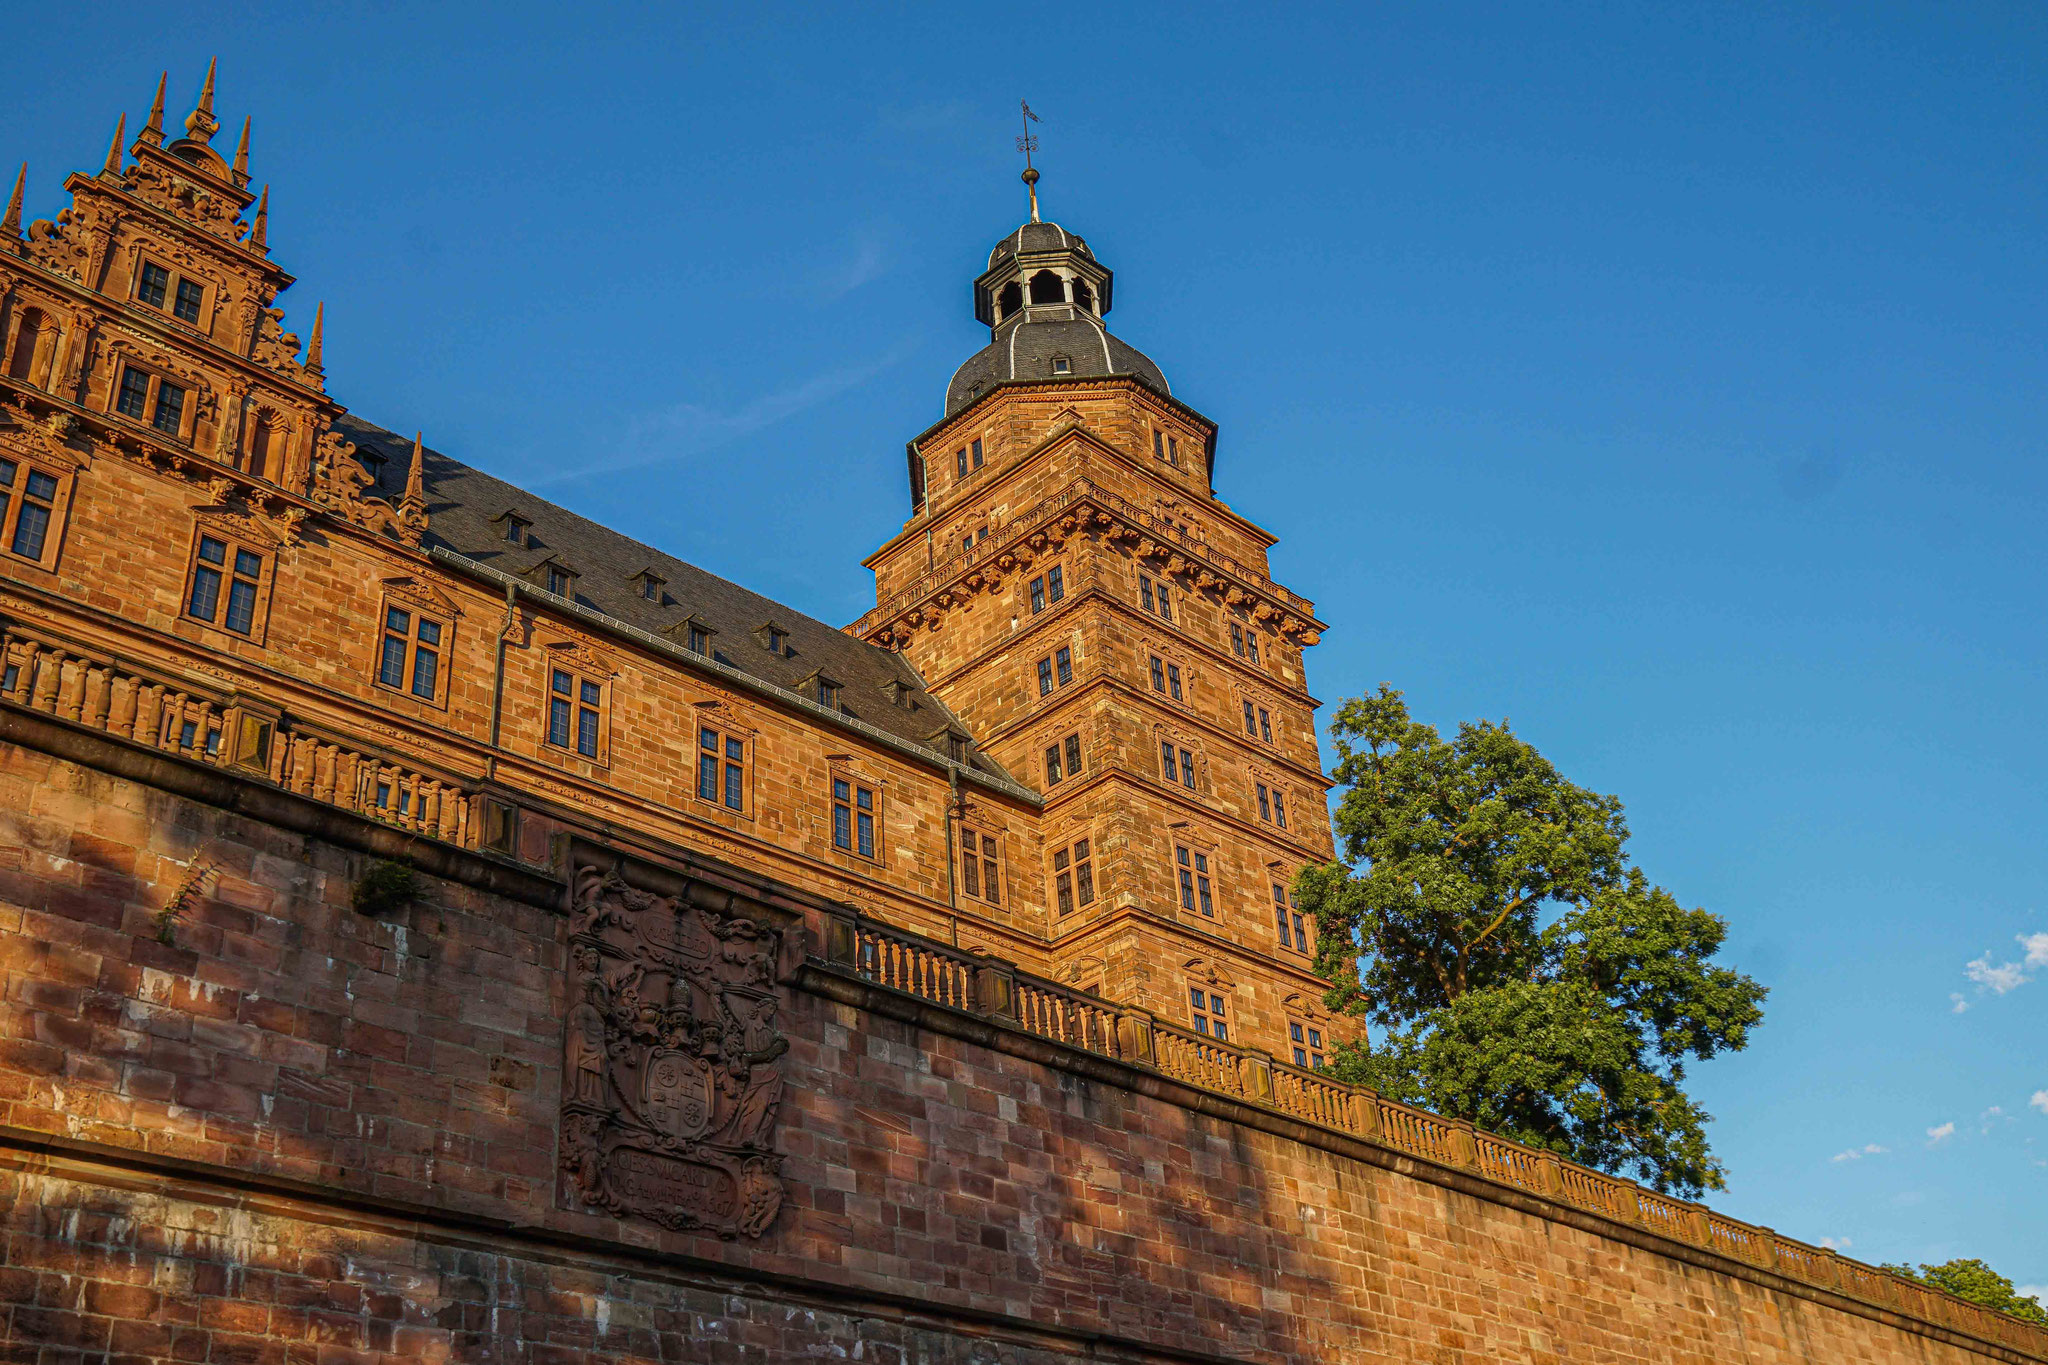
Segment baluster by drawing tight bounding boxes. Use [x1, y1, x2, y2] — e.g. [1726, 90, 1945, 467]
[106, 673, 137, 737]
[55, 653, 85, 721]
[132, 683, 162, 743]
[29, 647, 63, 713]
[313, 743, 336, 803]
[78, 664, 110, 730]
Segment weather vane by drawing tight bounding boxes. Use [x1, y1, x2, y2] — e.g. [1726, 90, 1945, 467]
[1017, 100, 1042, 223]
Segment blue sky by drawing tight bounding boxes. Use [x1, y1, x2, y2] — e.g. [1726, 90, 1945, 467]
[10, 3, 2045, 1292]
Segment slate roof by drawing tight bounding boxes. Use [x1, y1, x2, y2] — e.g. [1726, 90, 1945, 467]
[945, 315, 1171, 416]
[337, 415, 1010, 779]
[987, 221, 1094, 270]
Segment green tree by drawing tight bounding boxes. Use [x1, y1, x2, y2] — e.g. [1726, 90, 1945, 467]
[1880, 1259, 2048, 1324]
[1296, 684, 1767, 1198]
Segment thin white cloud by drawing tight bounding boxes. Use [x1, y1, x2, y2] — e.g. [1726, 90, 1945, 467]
[1957, 931, 2048, 1006]
[1820, 1236, 1852, 1251]
[1829, 1143, 1887, 1163]
[1926, 1121, 1956, 1145]
[523, 337, 923, 489]
[2030, 1090, 2048, 1116]
[2018, 1284, 2047, 1309]
[1951, 993, 1970, 1014]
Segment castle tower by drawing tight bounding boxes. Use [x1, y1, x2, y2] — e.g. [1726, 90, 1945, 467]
[854, 189, 1347, 1063]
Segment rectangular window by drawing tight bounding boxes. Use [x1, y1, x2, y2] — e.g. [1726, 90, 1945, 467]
[1180, 747, 1196, 792]
[1274, 790, 1287, 829]
[376, 606, 444, 702]
[1259, 708, 1273, 744]
[1246, 631, 1260, 665]
[1258, 783, 1272, 821]
[971, 437, 984, 469]
[1037, 657, 1053, 697]
[817, 678, 840, 709]
[138, 262, 170, 308]
[956, 448, 968, 479]
[545, 668, 605, 759]
[1150, 655, 1166, 693]
[1176, 845, 1213, 916]
[1231, 624, 1246, 657]
[832, 778, 876, 859]
[1188, 986, 1227, 1040]
[1289, 1021, 1325, 1070]
[1, 463, 58, 562]
[186, 534, 263, 635]
[1274, 883, 1292, 945]
[1167, 435, 1180, 466]
[1160, 741, 1178, 784]
[152, 381, 186, 434]
[1052, 837, 1094, 915]
[958, 827, 1000, 905]
[1166, 663, 1182, 701]
[1153, 429, 1165, 459]
[686, 624, 709, 654]
[1044, 742, 1063, 786]
[1046, 565, 1063, 603]
[1054, 646, 1072, 685]
[1063, 732, 1081, 778]
[1244, 700, 1258, 736]
[1156, 582, 1173, 623]
[1030, 576, 1046, 613]
[115, 367, 151, 419]
[173, 278, 204, 324]
[1140, 576, 1155, 613]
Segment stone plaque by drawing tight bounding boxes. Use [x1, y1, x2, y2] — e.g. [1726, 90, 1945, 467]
[559, 865, 788, 1239]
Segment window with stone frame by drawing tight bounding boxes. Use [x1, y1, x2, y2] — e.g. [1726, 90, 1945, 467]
[1050, 835, 1095, 915]
[0, 456, 66, 569]
[112, 361, 191, 438]
[134, 257, 207, 325]
[696, 724, 747, 813]
[1158, 736, 1199, 793]
[1174, 843, 1216, 918]
[1187, 984, 1228, 1040]
[545, 664, 607, 760]
[1273, 882, 1309, 955]
[183, 529, 268, 638]
[1138, 573, 1174, 623]
[1230, 619, 1263, 666]
[954, 437, 985, 481]
[1042, 729, 1084, 788]
[1287, 1018, 1326, 1070]
[831, 774, 879, 861]
[956, 824, 1002, 906]
[1035, 644, 1074, 697]
[1254, 780, 1289, 830]
[1148, 650, 1189, 704]
[1241, 698, 1275, 746]
[1028, 564, 1066, 614]
[374, 599, 448, 705]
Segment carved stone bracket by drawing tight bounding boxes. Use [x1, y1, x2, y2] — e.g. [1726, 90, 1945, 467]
[558, 864, 790, 1240]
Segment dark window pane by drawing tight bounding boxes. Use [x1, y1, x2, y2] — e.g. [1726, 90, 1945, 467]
[1167, 664, 1181, 700]
[223, 578, 257, 633]
[1150, 657, 1164, 691]
[1030, 578, 1045, 613]
[1140, 578, 1153, 612]
[138, 262, 169, 307]
[1044, 746, 1061, 785]
[701, 727, 717, 752]
[1064, 734, 1081, 775]
[411, 648, 437, 699]
[1047, 566, 1063, 602]
[188, 565, 221, 621]
[378, 634, 407, 687]
[24, 471, 54, 501]
[726, 737, 743, 762]
[725, 763, 742, 810]
[833, 804, 850, 849]
[956, 449, 968, 478]
[580, 680, 601, 706]
[173, 278, 203, 323]
[1157, 585, 1172, 622]
[153, 382, 186, 433]
[1037, 658, 1052, 696]
[1181, 750, 1195, 790]
[834, 778, 849, 802]
[1056, 872, 1073, 915]
[386, 606, 409, 633]
[116, 368, 151, 418]
[416, 618, 441, 646]
[548, 696, 571, 746]
[856, 811, 874, 858]
[971, 438, 984, 468]
[552, 670, 572, 695]
[577, 708, 599, 756]
[234, 549, 261, 577]
[856, 787, 872, 811]
[1075, 859, 1094, 905]
[1055, 648, 1071, 684]
[698, 752, 718, 800]
[10, 501, 50, 559]
[1160, 742, 1175, 781]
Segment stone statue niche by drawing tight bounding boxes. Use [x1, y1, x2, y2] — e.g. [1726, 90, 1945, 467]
[559, 865, 790, 1239]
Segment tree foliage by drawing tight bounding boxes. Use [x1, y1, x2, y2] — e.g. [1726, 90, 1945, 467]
[1880, 1259, 2048, 1324]
[1297, 684, 1767, 1198]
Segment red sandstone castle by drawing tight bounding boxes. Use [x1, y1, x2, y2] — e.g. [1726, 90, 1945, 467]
[0, 67, 2037, 1363]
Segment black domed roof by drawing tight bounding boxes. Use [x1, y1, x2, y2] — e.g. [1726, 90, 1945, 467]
[946, 316, 1169, 415]
[987, 221, 1093, 270]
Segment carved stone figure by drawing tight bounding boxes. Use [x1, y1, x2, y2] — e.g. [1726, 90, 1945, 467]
[558, 865, 789, 1239]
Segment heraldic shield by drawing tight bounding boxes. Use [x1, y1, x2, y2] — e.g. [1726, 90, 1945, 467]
[559, 865, 790, 1239]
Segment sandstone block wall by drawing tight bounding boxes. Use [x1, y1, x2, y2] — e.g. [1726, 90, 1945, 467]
[0, 727, 2034, 1364]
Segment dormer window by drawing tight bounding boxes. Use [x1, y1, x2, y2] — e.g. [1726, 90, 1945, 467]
[879, 678, 913, 709]
[805, 673, 842, 710]
[631, 568, 666, 602]
[495, 511, 531, 546]
[1051, 356, 1071, 375]
[756, 623, 789, 656]
[534, 559, 577, 597]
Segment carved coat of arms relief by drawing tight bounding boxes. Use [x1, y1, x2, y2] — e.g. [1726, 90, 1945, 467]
[559, 865, 790, 1239]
